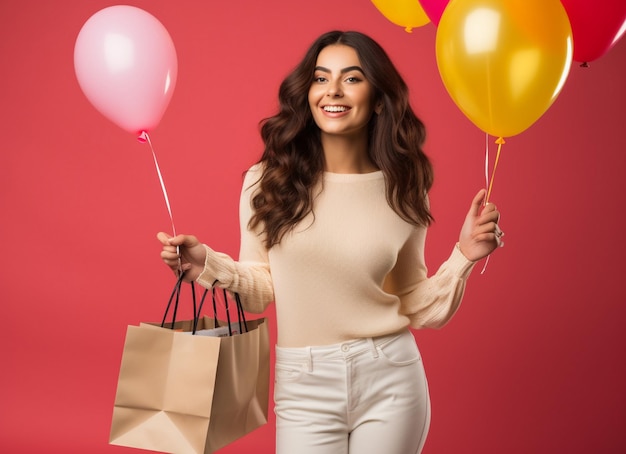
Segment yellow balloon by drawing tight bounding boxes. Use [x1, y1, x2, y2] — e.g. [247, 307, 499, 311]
[371, 0, 430, 33]
[435, 0, 573, 137]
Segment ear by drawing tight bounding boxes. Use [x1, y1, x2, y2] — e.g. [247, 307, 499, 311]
[375, 102, 383, 115]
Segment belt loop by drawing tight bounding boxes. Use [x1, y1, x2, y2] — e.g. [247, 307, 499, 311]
[307, 347, 313, 372]
[368, 337, 379, 358]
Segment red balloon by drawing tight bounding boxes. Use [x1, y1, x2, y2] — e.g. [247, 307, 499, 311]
[560, 0, 626, 63]
[418, 0, 450, 26]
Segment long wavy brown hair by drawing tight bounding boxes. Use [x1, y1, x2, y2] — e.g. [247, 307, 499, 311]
[249, 31, 434, 248]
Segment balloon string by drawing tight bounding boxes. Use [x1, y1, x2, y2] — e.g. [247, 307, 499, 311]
[484, 132, 490, 200]
[138, 131, 177, 237]
[480, 134, 491, 275]
[480, 135, 504, 275]
[485, 137, 505, 204]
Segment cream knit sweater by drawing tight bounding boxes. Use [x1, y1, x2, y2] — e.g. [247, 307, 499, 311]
[198, 164, 476, 347]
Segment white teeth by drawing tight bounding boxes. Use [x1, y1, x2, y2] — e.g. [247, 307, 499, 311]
[323, 105, 348, 112]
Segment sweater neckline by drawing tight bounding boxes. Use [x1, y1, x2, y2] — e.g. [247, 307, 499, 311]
[323, 170, 384, 182]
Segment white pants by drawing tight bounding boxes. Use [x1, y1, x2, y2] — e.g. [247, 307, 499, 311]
[274, 330, 431, 454]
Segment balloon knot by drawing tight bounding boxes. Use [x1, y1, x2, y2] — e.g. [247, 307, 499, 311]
[580, 62, 589, 68]
[137, 131, 149, 143]
[495, 137, 505, 145]
[404, 27, 413, 33]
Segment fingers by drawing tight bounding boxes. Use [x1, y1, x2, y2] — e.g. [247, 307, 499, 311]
[160, 248, 179, 261]
[468, 189, 487, 217]
[484, 204, 502, 244]
[480, 204, 500, 225]
[157, 232, 200, 248]
[157, 232, 182, 273]
[157, 233, 185, 246]
[471, 195, 505, 247]
[156, 231, 172, 245]
[170, 234, 200, 248]
[459, 190, 505, 260]
[470, 221, 499, 239]
[482, 221, 505, 248]
[157, 232, 179, 255]
[160, 245, 181, 267]
[156, 232, 204, 275]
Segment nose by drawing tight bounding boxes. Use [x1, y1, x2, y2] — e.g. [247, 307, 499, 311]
[326, 80, 342, 97]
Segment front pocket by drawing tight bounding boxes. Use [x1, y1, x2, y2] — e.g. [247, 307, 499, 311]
[274, 360, 309, 383]
[377, 334, 421, 367]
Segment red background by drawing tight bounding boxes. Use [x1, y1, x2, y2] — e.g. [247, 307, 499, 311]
[2, 1, 625, 453]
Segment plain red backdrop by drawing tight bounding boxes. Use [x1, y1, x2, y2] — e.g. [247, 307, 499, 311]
[1, 1, 625, 453]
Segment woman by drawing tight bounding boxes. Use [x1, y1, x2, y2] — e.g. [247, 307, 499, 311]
[158, 30, 503, 454]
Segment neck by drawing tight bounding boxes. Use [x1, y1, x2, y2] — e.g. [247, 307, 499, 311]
[321, 133, 377, 174]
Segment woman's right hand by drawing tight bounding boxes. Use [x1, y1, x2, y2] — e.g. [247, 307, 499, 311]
[157, 232, 206, 281]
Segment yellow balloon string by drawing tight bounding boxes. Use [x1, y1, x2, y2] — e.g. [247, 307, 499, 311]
[480, 136, 505, 275]
[485, 137, 505, 204]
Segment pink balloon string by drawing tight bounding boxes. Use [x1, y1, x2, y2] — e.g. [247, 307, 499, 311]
[138, 131, 177, 237]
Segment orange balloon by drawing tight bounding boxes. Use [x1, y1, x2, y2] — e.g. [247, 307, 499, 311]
[435, 0, 573, 138]
[371, 0, 430, 32]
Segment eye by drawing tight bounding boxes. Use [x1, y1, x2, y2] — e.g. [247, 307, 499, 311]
[345, 76, 362, 83]
[313, 75, 328, 83]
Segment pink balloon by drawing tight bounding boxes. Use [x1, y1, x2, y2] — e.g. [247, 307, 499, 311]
[74, 5, 178, 136]
[418, 0, 450, 26]
[560, 0, 626, 63]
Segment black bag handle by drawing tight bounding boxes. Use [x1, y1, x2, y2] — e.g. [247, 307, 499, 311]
[161, 271, 186, 329]
[161, 274, 248, 336]
[213, 287, 248, 336]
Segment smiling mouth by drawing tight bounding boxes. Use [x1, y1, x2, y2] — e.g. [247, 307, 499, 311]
[323, 105, 349, 113]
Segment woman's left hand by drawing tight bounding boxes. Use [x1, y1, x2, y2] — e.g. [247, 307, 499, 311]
[458, 189, 504, 262]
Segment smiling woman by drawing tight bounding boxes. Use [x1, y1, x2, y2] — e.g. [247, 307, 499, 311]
[157, 30, 503, 454]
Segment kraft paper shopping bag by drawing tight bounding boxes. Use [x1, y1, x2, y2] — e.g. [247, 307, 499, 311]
[110, 280, 270, 453]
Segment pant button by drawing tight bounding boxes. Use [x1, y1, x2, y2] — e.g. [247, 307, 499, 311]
[341, 344, 350, 352]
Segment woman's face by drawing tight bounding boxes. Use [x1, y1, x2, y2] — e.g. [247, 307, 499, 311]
[308, 44, 376, 139]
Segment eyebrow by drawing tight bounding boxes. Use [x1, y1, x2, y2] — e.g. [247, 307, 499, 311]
[314, 65, 365, 75]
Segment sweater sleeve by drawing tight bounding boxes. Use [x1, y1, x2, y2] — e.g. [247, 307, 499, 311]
[385, 227, 476, 329]
[196, 165, 275, 313]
